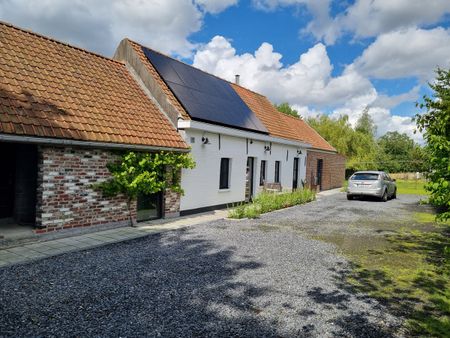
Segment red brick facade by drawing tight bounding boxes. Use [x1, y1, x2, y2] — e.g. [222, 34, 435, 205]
[306, 150, 346, 192]
[35, 146, 180, 233]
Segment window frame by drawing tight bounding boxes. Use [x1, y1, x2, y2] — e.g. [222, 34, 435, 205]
[219, 158, 231, 190]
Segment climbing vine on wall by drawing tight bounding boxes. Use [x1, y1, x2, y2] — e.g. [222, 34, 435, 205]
[97, 150, 195, 203]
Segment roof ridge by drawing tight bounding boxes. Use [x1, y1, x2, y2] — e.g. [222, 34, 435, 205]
[230, 82, 268, 98]
[280, 112, 302, 121]
[0, 20, 124, 66]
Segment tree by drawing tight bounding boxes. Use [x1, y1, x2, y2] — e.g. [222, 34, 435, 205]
[355, 107, 377, 136]
[275, 102, 300, 117]
[415, 68, 450, 220]
[307, 114, 378, 171]
[377, 131, 416, 172]
[97, 151, 195, 224]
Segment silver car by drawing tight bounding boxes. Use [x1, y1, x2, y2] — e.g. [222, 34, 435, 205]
[347, 171, 397, 201]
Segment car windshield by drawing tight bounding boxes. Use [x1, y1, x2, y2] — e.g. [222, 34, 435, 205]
[351, 173, 380, 180]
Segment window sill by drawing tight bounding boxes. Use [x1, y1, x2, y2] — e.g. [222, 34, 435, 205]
[218, 189, 230, 192]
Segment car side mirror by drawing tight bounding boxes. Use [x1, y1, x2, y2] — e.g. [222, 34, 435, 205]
[393, 179, 396, 182]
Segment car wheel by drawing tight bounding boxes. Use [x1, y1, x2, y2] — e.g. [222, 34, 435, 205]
[381, 190, 388, 202]
[392, 188, 397, 199]
[347, 195, 353, 200]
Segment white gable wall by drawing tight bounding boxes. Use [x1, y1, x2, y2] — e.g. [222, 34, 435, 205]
[179, 127, 307, 212]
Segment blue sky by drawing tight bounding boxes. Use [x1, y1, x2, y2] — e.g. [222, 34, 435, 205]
[1, 0, 450, 142]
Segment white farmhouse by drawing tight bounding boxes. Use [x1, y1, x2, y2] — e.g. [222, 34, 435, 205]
[114, 39, 343, 216]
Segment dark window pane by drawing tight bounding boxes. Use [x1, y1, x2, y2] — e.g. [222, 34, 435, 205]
[275, 161, 280, 183]
[137, 193, 161, 222]
[220, 158, 230, 189]
[351, 173, 380, 180]
[260, 160, 266, 186]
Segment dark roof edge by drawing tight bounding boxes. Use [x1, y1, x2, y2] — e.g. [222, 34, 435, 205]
[0, 133, 190, 152]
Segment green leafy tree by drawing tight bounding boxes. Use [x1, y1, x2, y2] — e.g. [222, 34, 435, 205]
[415, 68, 450, 220]
[307, 114, 378, 171]
[97, 151, 195, 224]
[355, 107, 377, 136]
[409, 145, 430, 172]
[275, 102, 300, 117]
[377, 131, 426, 172]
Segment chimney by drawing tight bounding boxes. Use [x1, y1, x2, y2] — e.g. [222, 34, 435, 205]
[235, 74, 240, 85]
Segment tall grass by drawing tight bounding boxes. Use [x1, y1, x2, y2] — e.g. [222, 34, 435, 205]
[228, 189, 316, 219]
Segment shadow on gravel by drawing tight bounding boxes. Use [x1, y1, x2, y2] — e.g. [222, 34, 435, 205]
[306, 267, 399, 338]
[0, 228, 277, 337]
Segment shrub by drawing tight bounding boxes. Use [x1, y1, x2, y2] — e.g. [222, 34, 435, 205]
[227, 203, 247, 219]
[415, 68, 450, 221]
[228, 189, 315, 219]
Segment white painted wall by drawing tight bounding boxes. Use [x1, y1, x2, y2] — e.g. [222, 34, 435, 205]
[180, 127, 307, 212]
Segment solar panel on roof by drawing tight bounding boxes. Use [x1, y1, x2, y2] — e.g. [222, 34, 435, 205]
[142, 47, 268, 134]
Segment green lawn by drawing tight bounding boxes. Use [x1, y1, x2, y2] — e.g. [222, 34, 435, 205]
[314, 208, 450, 337]
[396, 179, 428, 195]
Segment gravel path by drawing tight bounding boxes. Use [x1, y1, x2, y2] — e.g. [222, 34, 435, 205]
[0, 193, 419, 337]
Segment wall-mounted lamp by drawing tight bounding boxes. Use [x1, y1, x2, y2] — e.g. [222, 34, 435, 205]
[201, 136, 210, 145]
[297, 149, 302, 155]
[264, 145, 271, 152]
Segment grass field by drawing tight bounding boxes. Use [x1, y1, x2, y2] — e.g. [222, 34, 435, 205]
[396, 179, 428, 195]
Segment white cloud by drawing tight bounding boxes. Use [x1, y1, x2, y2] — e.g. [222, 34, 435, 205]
[338, 0, 450, 41]
[193, 36, 374, 107]
[331, 107, 421, 144]
[194, 35, 422, 142]
[195, 0, 238, 14]
[0, 0, 236, 57]
[255, 0, 450, 46]
[372, 86, 420, 109]
[354, 27, 450, 81]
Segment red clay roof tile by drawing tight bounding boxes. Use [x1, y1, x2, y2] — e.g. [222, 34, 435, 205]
[0, 21, 187, 150]
[232, 84, 336, 152]
[279, 113, 337, 152]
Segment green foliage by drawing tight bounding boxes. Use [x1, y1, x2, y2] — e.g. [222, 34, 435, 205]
[228, 189, 315, 219]
[227, 202, 248, 219]
[355, 107, 377, 136]
[97, 151, 196, 200]
[274, 102, 300, 117]
[415, 68, 450, 220]
[307, 111, 428, 173]
[377, 131, 429, 172]
[307, 114, 378, 171]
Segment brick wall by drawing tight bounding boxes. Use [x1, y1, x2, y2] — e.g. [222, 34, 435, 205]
[35, 146, 181, 233]
[306, 150, 346, 191]
[164, 169, 181, 218]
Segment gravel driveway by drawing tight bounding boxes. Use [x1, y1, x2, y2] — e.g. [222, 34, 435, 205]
[0, 193, 422, 337]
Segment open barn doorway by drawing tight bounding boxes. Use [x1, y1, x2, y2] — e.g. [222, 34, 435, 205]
[0, 142, 38, 240]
